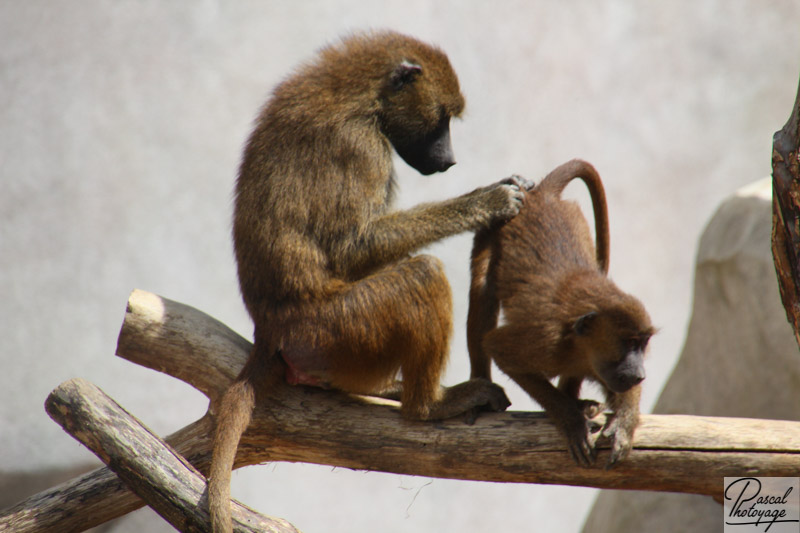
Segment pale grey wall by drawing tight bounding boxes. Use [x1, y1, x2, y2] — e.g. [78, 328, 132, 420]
[1, 1, 798, 531]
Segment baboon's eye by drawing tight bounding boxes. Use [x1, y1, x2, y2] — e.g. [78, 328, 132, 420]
[624, 336, 649, 353]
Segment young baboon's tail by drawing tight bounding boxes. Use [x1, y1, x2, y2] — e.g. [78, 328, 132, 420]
[539, 159, 610, 274]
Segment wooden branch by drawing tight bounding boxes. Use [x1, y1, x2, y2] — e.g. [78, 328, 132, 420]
[2, 289, 799, 532]
[772, 72, 800, 348]
[45, 377, 299, 533]
[0, 418, 216, 533]
[115, 288, 251, 405]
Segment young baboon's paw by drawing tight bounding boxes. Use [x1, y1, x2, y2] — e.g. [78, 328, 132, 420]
[577, 399, 603, 420]
[600, 416, 634, 468]
[562, 412, 597, 467]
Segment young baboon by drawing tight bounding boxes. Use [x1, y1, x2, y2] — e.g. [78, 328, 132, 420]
[210, 31, 524, 531]
[467, 159, 655, 467]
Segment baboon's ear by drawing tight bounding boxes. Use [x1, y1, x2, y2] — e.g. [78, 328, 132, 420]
[390, 60, 422, 90]
[573, 312, 598, 336]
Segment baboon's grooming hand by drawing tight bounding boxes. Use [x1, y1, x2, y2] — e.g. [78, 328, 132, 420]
[466, 175, 527, 227]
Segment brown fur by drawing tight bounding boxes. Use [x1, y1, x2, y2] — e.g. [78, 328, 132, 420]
[467, 159, 655, 467]
[210, 31, 523, 532]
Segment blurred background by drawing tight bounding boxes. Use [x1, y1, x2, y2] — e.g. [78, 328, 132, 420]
[1, 1, 798, 531]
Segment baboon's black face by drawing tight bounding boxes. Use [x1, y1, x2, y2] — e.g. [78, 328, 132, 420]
[380, 59, 462, 176]
[598, 338, 649, 393]
[575, 310, 652, 394]
[393, 116, 455, 175]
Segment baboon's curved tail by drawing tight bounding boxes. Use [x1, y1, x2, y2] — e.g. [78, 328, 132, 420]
[539, 159, 609, 274]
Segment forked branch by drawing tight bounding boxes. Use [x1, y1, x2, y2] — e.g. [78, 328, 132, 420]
[1, 289, 799, 533]
[45, 378, 299, 533]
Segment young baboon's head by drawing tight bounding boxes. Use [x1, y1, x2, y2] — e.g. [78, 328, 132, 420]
[572, 295, 655, 393]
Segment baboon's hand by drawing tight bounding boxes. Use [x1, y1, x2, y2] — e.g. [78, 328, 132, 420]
[491, 175, 527, 219]
[469, 176, 526, 226]
[562, 410, 597, 467]
[501, 174, 535, 191]
[599, 414, 635, 468]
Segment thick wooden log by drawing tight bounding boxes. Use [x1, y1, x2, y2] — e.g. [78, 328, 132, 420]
[45, 378, 299, 533]
[1, 290, 798, 532]
[772, 74, 800, 348]
[114, 288, 250, 405]
[0, 417, 215, 533]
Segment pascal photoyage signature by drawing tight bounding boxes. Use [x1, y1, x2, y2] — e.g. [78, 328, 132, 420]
[725, 478, 797, 531]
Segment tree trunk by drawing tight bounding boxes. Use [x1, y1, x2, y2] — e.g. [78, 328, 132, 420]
[772, 74, 800, 348]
